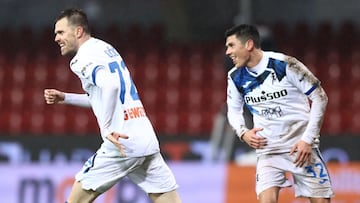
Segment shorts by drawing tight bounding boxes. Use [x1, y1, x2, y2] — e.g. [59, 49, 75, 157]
[75, 149, 178, 194]
[256, 148, 334, 198]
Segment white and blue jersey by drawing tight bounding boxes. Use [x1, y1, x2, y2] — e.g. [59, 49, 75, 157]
[69, 37, 159, 157]
[227, 51, 327, 155]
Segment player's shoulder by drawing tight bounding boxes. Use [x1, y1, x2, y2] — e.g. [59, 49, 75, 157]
[72, 38, 113, 65]
[228, 66, 247, 80]
[265, 51, 302, 66]
[227, 66, 238, 75]
[264, 51, 287, 61]
[81, 37, 111, 53]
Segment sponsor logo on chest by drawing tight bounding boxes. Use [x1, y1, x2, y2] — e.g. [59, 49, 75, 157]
[244, 89, 288, 104]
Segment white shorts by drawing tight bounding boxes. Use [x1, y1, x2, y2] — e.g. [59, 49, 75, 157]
[75, 149, 178, 194]
[256, 148, 334, 198]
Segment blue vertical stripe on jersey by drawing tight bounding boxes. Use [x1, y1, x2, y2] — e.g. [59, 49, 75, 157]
[268, 58, 287, 81]
[92, 65, 102, 85]
[314, 147, 332, 184]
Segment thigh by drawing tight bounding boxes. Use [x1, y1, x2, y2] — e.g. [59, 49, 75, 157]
[67, 180, 101, 203]
[256, 154, 292, 196]
[127, 152, 179, 194]
[292, 148, 334, 198]
[149, 189, 182, 203]
[309, 197, 331, 203]
[75, 149, 146, 193]
[258, 186, 280, 203]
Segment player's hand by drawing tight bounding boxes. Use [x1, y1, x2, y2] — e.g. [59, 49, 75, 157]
[290, 140, 312, 167]
[44, 89, 65, 104]
[242, 128, 267, 149]
[106, 132, 129, 157]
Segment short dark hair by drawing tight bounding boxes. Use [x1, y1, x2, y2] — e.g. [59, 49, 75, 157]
[225, 24, 261, 48]
[55, 8, 90, 34]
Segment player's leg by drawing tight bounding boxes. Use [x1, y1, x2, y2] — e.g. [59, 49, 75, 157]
[127, 152, 181, 203]
[67, 181, 101, 203]
[149, 189, 181, 203]
[309, 197, 331, 203]
[258, 186, 280, 203]
[69, 149, 138, 203]
[291, 148, 333, 201]
[256, 154, 292, 203]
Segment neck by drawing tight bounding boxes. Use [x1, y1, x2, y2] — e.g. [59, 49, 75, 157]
[78, 34, 91, 49]
[247, 49, 263, 68]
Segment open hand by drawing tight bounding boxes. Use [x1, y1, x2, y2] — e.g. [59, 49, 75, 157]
[242, 128, 267, 149]
[290, 140, 312, 167]
[106, 132, 129, 157]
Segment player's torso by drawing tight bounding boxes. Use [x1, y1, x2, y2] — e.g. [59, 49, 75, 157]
[70, 38, 159, 156]
[234, 57, 306, 117]
[70, 38, 141, 110]
[242, 67, 304, 121]
[232, 54, 310, 142]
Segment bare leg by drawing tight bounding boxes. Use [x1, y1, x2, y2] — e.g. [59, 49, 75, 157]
[149, 189, 182, 203]
[258, 186, 280, 203]
[310, 197, 331, 203]
[67, 181, 101, 203]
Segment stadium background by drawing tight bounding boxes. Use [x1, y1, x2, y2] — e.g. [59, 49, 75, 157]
[0, 0, 359, 202]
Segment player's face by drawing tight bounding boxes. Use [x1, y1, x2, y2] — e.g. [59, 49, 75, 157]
[54, 18, 79, 56]
[225, 35, 250, 68]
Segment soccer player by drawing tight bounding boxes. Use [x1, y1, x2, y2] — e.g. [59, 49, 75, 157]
[44, 8, 181, 203]
[225, 24, 334, 203]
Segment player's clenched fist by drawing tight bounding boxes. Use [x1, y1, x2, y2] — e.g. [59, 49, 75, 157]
[44, 89, 65, 104]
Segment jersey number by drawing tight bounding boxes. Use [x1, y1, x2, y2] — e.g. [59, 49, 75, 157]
[305, 162, 329, 184]
[109, 61, 139, 104]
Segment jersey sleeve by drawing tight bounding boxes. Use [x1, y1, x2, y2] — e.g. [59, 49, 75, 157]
[95, 68, 124, 137]
[285, 57, 320, 96]
[303, 86, 328, 144]
[64, 93, 91, 107]
[286, 57, 328, 144]
[70, 57, 105, 85]
[227, 75, 249, 139]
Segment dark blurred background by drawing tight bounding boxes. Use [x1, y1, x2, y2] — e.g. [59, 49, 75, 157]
[0, 0, 359, 202]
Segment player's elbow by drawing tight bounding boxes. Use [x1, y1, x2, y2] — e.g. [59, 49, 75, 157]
[320, 89, 328, 105]
[323, 93, 328, 105]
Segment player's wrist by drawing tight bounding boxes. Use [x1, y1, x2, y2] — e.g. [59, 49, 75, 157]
[237, 128, 249, 142]
[63, 92, 71, 103]
[59, 91, 65, 101]
[301, 136, 313, 145]
[103, 128, 112, 138]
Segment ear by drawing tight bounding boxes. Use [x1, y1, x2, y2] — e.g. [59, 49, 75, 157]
[75, 26, 84, 38]
[245, 39, 254, 51]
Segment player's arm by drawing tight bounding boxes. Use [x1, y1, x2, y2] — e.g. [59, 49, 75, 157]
[286, 57, 328, 144]
[226, 77, 248, 139]
[44, 89, 91, 107]
[227, 78, 266, 149]
[94, 67, 128, 156]
[303, 85, 328, 143]
[291, 85, 327, 167]
[287, 57, 328, 166]
[94, 67, 119, 136]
